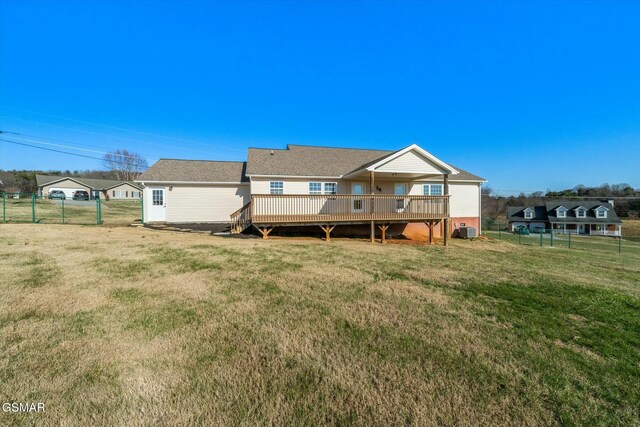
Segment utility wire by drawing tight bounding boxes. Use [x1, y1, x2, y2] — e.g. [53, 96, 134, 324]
[0, 111, 246, 153]
[1, 115, 234, 156]
[0, 138, 151, 167]
[0, 133, 145, 159]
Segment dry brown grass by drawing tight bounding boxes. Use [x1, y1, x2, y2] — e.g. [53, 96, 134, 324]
[0, 224, 638, 426]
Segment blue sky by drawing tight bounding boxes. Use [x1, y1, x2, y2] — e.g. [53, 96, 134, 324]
[1, 0, 639, 194]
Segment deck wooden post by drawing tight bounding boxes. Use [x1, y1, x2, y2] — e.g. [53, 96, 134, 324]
[319, 224, 335, 242]
[444, 174, 449, 246]
[370, 171, 375, 243]
[377, 224, 388, 244]
[254, 225, 274, 239]
[426, 221, 434, 245]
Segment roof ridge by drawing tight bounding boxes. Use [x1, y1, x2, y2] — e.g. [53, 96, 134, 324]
[248, 144, 394, 153]
[286, 144, 395, 152]
[158, 158, 246, 163]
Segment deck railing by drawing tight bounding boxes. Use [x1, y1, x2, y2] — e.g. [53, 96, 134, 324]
[230, 201, 252, 233]
[250, 194, 449, 224]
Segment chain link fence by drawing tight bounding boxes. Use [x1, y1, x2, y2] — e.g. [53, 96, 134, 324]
[1, 192, 143, 226]
[483, 222, 640, 257]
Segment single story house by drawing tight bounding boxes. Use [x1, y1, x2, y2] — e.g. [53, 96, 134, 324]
[136, 144, 486, 242]
[36, 175, 143, 200]
[136, 144, 486, 243]
[507, 201, 622, 236]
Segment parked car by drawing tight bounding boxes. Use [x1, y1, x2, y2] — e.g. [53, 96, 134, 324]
[48, 190, 66, 200]
[513, 225, 530, 235]
[73, 190, 90, 200]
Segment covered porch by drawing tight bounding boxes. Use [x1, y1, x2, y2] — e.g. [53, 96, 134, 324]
[233, 145, 459, 244]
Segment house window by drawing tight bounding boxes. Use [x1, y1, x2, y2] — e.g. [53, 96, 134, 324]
[132, 191, 141, 198]
[423, 184, 443, 196]
[269, 181, 284, 195]
[309, 182, 322, 195]
[557, 207, 567, 218]
[524, 210, 534, 219]
[576, 208, 586, 218]
[324, 182, 337, 195]
[152, 190, 163, 206]
[596, 208, 607, 218]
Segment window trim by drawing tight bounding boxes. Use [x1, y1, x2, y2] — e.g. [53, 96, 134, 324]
[423, 183, 444, 196]
[556, 207, 567, 218]
[523, 208, 534, 219]
[323, 182, 337, 195]
[269, 181, 284, 195]
[596, 208, 607, 218]
[576, 207, 586, 218]
[308, 182, 322, 195]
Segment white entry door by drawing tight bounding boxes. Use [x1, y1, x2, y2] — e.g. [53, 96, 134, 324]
[147, 187, 166, 222]
[352, 183, 364, 212]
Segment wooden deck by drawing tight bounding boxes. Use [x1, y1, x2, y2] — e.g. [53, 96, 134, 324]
[231, 194, 450, 242]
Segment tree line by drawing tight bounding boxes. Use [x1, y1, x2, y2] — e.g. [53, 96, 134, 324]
[482, 183, 640, 226]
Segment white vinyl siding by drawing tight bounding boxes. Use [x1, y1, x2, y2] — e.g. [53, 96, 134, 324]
[448, 183, 481, 217]
[375, 151, 446, 174]
[163, 185, 250, 223]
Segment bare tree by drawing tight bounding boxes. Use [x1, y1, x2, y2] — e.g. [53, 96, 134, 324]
[103, 149, 148, 181]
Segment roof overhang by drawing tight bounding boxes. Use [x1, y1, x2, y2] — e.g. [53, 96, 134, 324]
[103, 182, 143, 191]
[134, 180, 249, 185]
[245, 174, 342, 179]
[343, 144, 459, 179]
[39, 176, 92, 188]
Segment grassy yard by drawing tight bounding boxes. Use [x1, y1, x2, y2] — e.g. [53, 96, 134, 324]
[1, 197, 141, 225]
[0, 225, 638, 426]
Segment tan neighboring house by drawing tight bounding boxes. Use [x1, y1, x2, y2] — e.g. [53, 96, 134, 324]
[36, 175, 143, 200]
[136, 144, 486, 243]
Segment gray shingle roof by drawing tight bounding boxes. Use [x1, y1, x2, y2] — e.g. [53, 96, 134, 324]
[245, 144, 485, 181]
[507, 206, 549, 222]
[507, 201, 621, 224]
[136, 159, 248, 183]
[544, 201, 621, 224]
[36, 175, 141, 190]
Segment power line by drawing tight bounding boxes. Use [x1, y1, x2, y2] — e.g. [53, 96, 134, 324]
[0, 110, 247, 153]
[0, 133, 144, 160]
[0, 138, 148, 167]
[0, 115, 235, 156]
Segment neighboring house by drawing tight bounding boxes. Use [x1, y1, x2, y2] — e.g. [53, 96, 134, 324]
[507, 201, 622, 236]
[36, 175, 143, 200]
[136, 144, 486, 243]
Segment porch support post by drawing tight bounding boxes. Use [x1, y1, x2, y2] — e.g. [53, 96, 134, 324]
[377, 224, 389, 244]
[254, 225, 274, 240]
[370, 171, 375, 243]
[426, 221, 434, 245]
[319, 224, 335, 242]
[444, 174, 449, 246]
